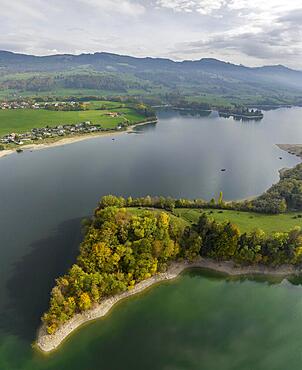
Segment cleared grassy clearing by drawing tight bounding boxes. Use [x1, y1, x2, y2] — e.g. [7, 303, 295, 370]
[84, 100, 125, 109]
[175, 208, 302, 234]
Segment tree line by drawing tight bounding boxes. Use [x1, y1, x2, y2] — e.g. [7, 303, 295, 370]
[97, 162, 302, 215]
[197, 213, 302, 265]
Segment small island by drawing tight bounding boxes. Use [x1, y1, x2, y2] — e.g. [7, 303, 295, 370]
[36, 159, 302, 352]
[218, 107, 264, 120]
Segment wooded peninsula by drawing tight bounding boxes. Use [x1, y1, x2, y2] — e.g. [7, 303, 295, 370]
[36, 160, 302, 352]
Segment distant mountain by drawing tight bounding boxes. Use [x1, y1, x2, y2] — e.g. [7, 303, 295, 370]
[1, 50, 302, 105]
[0, 50, 300, 74]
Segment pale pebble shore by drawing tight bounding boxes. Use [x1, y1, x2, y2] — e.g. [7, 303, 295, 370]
[0, 120, 157, 160]
[35, 257, 301, 353]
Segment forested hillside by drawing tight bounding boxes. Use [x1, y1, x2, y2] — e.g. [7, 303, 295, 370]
[1, 51, 302, 106]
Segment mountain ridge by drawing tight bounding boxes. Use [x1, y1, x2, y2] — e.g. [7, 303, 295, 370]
[1, 50, 302, 106]
[0, 50, 301, 73]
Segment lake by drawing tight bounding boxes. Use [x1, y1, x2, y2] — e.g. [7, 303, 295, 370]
[0, 107, 301, 369]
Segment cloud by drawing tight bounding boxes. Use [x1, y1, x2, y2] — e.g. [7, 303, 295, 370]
[160, 1, 302, 68]
[0, 0, 301, 68]
[77, 0, 145, 16]
[156, 0, 226, 14]
[170, 9, 302, 68]
[0, 0, 48, 21]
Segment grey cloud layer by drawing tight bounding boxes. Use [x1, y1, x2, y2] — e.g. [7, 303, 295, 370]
[0, 0, 301, 68]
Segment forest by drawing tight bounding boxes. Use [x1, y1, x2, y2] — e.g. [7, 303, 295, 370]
[42, 195, 302, 335]
[0, 74, 145, 93]
[42, 202, 200, 334]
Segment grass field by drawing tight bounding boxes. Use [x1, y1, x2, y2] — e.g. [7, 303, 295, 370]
[175, 208, 302, 234]
[0, 104, 146, 136]
[85, 101, 125, 109]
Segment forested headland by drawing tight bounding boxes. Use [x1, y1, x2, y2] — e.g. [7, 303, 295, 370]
[42, 188, 302, 336]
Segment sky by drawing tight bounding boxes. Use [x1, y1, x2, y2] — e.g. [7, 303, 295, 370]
[0, 0, 301, 69]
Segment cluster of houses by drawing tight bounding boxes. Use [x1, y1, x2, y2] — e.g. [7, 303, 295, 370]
[0, 101, 41, 110]
[105, 111, 119, 117]
[0, 100, 83, 110]
[0, 121, 116, 145]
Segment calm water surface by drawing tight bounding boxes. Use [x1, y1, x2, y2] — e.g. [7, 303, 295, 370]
[0, 107, 302, 369]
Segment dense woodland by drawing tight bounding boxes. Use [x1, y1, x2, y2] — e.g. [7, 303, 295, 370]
[42, 201, 200, 334]
[0, 74, 144, 93]
[43, 195, 302, 334]
[196, 213, 302, 265]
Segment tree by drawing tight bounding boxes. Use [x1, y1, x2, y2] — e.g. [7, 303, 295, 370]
[182, 229, 202, 261]
[78, 292, 92, 311]
[218, 191, 224, 206]
[99, 195, 125, 208]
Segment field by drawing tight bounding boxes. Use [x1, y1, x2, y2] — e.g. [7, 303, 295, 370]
[175, 208, 302, 234]
[0, 103, 146, 136]
[126, 207, 302, 234]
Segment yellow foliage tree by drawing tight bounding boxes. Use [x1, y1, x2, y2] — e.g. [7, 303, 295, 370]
[78, 292, 92, 311]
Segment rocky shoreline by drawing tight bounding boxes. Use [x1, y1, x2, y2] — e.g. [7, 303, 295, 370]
[35, 258, 301, 353]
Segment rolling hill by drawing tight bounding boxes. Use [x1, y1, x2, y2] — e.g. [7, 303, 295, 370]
[1, 50, 302, 106]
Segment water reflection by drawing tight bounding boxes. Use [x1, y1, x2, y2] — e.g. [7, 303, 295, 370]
[2, 218, 83, 340]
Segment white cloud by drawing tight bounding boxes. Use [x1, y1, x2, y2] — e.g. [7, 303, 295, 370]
[0, 0, 302, 68]
[0, 0, 48, 21]
[156, 0, 226, 14]
[77, 0, 145, 16]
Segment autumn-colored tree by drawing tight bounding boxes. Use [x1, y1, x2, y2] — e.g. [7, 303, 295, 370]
[78, 292, 92, 311]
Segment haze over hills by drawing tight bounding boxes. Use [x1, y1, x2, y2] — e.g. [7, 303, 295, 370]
[1, 50, 302, 106]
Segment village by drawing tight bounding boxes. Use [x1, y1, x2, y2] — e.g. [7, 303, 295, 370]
[0, 121, 124, 145]
[0, 100, 41, 110]
[0, 100, 84, 110]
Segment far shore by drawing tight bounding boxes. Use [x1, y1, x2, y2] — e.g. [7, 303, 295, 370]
[0, 119, 157, 160]
[35, 257, 302, 354]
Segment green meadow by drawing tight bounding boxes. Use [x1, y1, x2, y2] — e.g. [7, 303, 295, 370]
[0, 103, 145, 136]
[129, 206, 302, 234]
[175, 208, 302, 234]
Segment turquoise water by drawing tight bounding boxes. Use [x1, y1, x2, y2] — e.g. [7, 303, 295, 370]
[0, 108, 302, 369]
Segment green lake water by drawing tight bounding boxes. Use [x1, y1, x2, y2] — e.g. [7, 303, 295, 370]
[0, 108, 302, 369]
[4, 270, 302, 370]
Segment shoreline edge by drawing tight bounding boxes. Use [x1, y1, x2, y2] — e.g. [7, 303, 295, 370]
[0, 119, 157, 160]
[35, 257, 301, 354]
